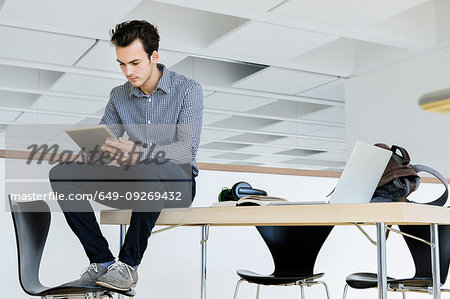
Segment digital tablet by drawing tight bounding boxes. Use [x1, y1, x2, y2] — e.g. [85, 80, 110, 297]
[64, 125, 118, 161]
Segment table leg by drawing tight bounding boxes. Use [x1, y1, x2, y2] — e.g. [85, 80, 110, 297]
[376, 223, 387, 299]
[119, 224, 127, 299]
[430, 224, 441, 299]
[201, 224, 210, 299]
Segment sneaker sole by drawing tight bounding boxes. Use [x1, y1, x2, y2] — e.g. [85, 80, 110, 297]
[96, 281, 137, 291]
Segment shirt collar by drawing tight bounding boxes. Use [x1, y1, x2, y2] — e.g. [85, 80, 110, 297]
[129, 63, 171, 98]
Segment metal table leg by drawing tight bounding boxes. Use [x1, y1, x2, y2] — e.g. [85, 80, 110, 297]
[201, 224, 210, 299]
[376, 223, 387, 299]
[430, 224, 441, 299]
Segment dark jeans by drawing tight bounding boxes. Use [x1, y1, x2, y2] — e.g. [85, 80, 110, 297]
[49, 161, 196, 267]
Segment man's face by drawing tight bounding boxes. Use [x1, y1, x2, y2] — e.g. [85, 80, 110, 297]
[116, 39, 153, 89]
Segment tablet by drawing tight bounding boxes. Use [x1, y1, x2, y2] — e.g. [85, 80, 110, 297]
[64, 125, 118, 161]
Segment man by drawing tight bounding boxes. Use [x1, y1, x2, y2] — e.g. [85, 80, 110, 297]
[49, 20, 203, 291]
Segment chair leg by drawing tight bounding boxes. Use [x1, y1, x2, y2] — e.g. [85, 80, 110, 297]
[342, 283, 349, 299]
[299, 283, 306, 299]
[256, 284, 261, 299]
[317, 281, 331, 299]
[402, 291, 406, 299]
[233, 279, 245, 299]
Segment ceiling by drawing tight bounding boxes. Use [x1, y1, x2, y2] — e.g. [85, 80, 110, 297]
[0, 0, 449, 171]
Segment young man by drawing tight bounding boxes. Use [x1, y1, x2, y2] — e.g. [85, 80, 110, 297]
[49, 20, 203, 291]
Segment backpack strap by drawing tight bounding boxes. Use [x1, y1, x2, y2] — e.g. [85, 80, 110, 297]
[391, 145, 411, 165]
[410, 164, 448, 206]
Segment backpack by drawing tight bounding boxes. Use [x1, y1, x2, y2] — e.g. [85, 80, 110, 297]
[371, 143, 448, 206]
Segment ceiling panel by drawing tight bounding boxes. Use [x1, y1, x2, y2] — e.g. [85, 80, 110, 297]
[15, 112, 84, 125]
[0, 25, 95, 65]
[300, 106, 345, 124]
[226, 132, 285, 143]
[275, 148, 325, 157]
[298, 79, 346, 102]
[280, 157, 345, 168]
[311, 141, 347, 151]
[0, 0, 140, 33]
[0, 91, 39, 109]
[208, 21, 337, 61]
[267, 136, 320, 147]
[246, 155, 293, 164]
[0, 65, 63, 90]
[0, 109, 21, 122]
[310, 127, 346, 139]
[248, 99, 331, 119]
[202, 112, 230, 126]
[211, 152, 258, 160]
[202, 142, 250, 151]
[208, 115, 280, 130]
[237, 144, 290, 155]
[31, 95, 107, 114]
[270, 0, 428, 29]
[208, 0, 284, 11]
[50, 74, 125, 97]
[201, 128, 241, 140]
[260, 121, 325, 135]
[204, 92, 277, 112]
[232, 67, 337, 95]
[308, 151, 348, 161]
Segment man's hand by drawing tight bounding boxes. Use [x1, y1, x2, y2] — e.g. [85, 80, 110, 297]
[101, 137, 140, 165]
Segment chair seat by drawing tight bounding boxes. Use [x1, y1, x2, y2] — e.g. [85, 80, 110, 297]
[237, 270, 324, 285]
[39, 282, 136, 297]
[346, 272, 396, 289]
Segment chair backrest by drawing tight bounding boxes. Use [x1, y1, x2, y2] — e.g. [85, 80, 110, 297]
[398, 224, 450, 284]
[9, 197, 51, 295]
[256, 225, 333, 276]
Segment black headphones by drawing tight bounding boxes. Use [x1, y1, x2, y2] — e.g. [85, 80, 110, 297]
[218, 181, 267, 202]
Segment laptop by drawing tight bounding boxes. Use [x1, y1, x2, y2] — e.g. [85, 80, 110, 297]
[271, 141, 392, 205]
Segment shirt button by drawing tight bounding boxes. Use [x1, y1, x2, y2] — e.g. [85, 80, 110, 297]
[147, 120, 151, 124]
[148, 98, 152, 102]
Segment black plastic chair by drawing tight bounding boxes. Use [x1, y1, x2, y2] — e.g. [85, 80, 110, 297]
[233, 225, 333, 299]
[9, 197, 136, 299]
[343, 224, 450, 298]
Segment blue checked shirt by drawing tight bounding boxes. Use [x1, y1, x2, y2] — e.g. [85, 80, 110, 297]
[99, 64, 203, 176]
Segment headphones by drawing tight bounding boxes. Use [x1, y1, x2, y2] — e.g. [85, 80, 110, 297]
[218, 181, 267, 202]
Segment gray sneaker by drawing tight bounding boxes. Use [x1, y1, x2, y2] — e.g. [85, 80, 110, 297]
[62, 263, 109, 287]
[96, 261, 138, 291]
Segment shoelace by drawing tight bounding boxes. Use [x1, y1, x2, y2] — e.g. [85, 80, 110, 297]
[80, 263, 98, 276]
[108, 261, 133, 279]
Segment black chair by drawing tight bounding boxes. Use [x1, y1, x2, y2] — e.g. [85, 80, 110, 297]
[233, 225, 333, 299]
[343, 224, 450, 298]
[9, 197, 136, 299]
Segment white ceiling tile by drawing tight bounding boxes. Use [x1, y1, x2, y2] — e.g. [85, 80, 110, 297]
[200, 128, 241, 140]
[246, 155, 292, 164]
[298, 79, 346, 102]
[208, 0, 284, 11]
[311, 127, 346, 139]
[310, 141, 347, 151]
[75, 40, 119, 73]
[226, 133, 285, 143]
[261, 121, 324, 135]
[208, 21, 337, 61]
[50, 74, 125, 97]
[204, 92, 277, 112]
[158, 50, 189, 68]
[0, 91, 39, 109]
[0, 65, 62, 90]
[208, 116, 280, 130]
[0, 110, 21, 122]
[31, 95, 107, 114]
[248, 99, 331, 119]
[0, 25, 95, 65]
[308, 151, 348, 161]
[202, 112, 230, 126]
[196, 149, 223, 159]
[238, 145, 289, 155]
[202, 142, 250, 151]
[232, 67, 337, 95]
[203, 90, 215, 98]
[271, 0, 428, 29]
[0, 0, 140, 33]
[212, 152, 257, 160]
[267, 136, 321, 147]
[15, 112, 84, 125]
[301, 106, 345, 124]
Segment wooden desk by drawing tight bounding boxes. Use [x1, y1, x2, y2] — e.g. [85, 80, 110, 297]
[100, 203, 450, 299]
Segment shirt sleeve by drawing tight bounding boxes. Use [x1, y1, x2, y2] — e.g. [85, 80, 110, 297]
[139, 81, 203, 165]
[99, 88, 125, 138]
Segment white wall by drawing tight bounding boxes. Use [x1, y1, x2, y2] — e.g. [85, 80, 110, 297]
[1, 158, 448, 299]
[347, 43, 450, 178]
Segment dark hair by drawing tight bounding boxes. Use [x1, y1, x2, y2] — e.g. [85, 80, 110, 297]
[110, 20, 160, 58]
